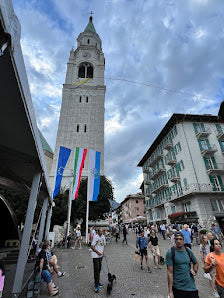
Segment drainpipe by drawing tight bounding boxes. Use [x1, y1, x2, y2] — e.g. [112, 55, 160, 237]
[181, 122, 201, 190]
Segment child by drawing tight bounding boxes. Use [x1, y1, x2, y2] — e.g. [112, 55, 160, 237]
[0, 260, 5, 298]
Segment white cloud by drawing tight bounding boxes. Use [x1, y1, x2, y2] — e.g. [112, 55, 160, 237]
[13, 0, 224, 202]
[105, 114, 124, 135]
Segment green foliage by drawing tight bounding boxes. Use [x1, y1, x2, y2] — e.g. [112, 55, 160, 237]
[51, 189, 69, 228]
[51, 175, 114, 227]
[0, 187, 42, 224]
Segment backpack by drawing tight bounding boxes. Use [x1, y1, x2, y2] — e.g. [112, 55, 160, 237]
[171, 246, 193, 269]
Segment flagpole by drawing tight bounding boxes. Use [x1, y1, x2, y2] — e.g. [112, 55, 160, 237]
[85, 175, 90, 244]
[65, 183, 72, 249]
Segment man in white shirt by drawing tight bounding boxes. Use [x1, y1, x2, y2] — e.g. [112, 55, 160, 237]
[91, 228, 106, 293]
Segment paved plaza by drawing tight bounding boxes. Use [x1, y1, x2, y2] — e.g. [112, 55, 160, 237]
[38, 231, 215, 298]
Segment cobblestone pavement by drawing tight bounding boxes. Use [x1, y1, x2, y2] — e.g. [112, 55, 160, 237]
[40, 231, 215, 298]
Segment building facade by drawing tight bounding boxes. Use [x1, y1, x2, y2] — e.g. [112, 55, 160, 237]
[50, 16, 105, 189]
[138, 105, 224, 230]
[120, 193, 146, 223]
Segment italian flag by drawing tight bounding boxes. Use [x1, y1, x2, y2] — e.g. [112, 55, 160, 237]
[72, 147, 87, 200]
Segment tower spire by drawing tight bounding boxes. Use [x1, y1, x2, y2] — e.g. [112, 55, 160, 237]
[84, 11, 96, 34]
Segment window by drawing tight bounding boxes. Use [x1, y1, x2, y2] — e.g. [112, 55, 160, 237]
[78, 65, 85, 78]
[78, 62, 94, 78]
[211, 199, 224, 211]
[180, 160, 184, 170]
[200, 140, 207, 150]
[77, 124, 79, 132]
[136, 207, 139, 211]
[218, 140, 224, 152]
[193, 123, 206, 134]
[86, 96, 88, 103]
[184, 201, 192, 212]
[213, 177, 222, 191]
[79, 96, 82, 103]
[171, 205, 176, 213]
[87, 39, 90, 44]
[218, 200, 224, 211]
[84, 124, 87, 133]
[215, 124, 223, 135]
[87, 66, 93, 78]
[136, 200, 138, 203]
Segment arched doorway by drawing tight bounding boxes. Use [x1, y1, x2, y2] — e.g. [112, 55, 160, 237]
[0, 194, 19, 247]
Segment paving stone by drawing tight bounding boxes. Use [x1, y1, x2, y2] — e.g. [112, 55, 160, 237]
[38, 232, 215, 297]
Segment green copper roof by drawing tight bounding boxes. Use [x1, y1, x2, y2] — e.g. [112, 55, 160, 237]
[38, 129, 53, 154]
[84, 16, 97, 34]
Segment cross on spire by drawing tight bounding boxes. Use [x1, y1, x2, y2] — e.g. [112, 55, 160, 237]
[89, 10, 94, 16]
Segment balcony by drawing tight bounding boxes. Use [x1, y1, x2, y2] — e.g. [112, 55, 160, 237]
[195, 127, 211, 138]
[201, 144, 217, 157]
[206, 163, 224, 176]
[216, 130, 224, 141]
[169, 175, 180, 183]
[150, 166, 166, 180]
[143, 164, 149, 173]
[148, 152, 163, 167]
[167, 157, 177, 166]
[164, 140, 173, 150]
[152, 183, 169, 194]
[144, 179, 151, 185]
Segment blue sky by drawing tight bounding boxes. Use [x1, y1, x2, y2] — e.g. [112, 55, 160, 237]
[13, 0, 224, 202]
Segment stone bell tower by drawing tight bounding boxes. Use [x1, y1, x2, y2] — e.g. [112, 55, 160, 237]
[50, 16, 105, 189]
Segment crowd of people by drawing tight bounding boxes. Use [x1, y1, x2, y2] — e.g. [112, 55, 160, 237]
[88, 222, 224, 297]
[11, 221, 222, 297]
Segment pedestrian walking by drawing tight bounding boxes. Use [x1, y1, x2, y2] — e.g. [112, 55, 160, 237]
[148, 230, 161, 269]
[122, 225, 128, 244]
[72, 226, 82, 249]
[90, 228, 106, 293]
[160, 223, 166, 240]
[166, 231, 199, 298]
[181, 224, 192, 249]
[204, 238, 224, 298]
[207, 231, 214, 246]
[199, 235, 219, 297]
[192, 223, 200, 245]
[115, 225, 119, 242]
[213, 223, 223, 241]
[137, 230, 151, 272]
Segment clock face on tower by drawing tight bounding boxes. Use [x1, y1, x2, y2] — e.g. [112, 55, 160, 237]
[83, 52, 91, 58]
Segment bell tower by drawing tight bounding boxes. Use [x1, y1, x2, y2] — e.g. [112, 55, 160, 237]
[50, 16, 105, 189]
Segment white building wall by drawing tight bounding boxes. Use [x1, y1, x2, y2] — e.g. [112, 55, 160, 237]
[143, 119, 224, 227]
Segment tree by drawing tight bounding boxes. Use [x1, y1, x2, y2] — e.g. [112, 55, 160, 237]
[51, 175, 114, 227]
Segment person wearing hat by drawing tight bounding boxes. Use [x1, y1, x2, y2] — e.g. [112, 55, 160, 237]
[166, 231, 199, 298]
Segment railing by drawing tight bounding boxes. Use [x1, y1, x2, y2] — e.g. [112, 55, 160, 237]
[163, 137, 173, 150]
[147, 183, 219, 209]
[216, 129, 224, 140]
[148, 150, 163, 167]
[143, 164, 149, 173]
[205, 162, 224, 171]
[200, 144, 217, 156]
[195, 127, 211, 138]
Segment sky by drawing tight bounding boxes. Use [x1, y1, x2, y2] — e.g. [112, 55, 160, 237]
[13, 0, 224, 203]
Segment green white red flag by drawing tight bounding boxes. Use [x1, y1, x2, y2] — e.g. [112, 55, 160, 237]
[72, 147, 87, 200]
